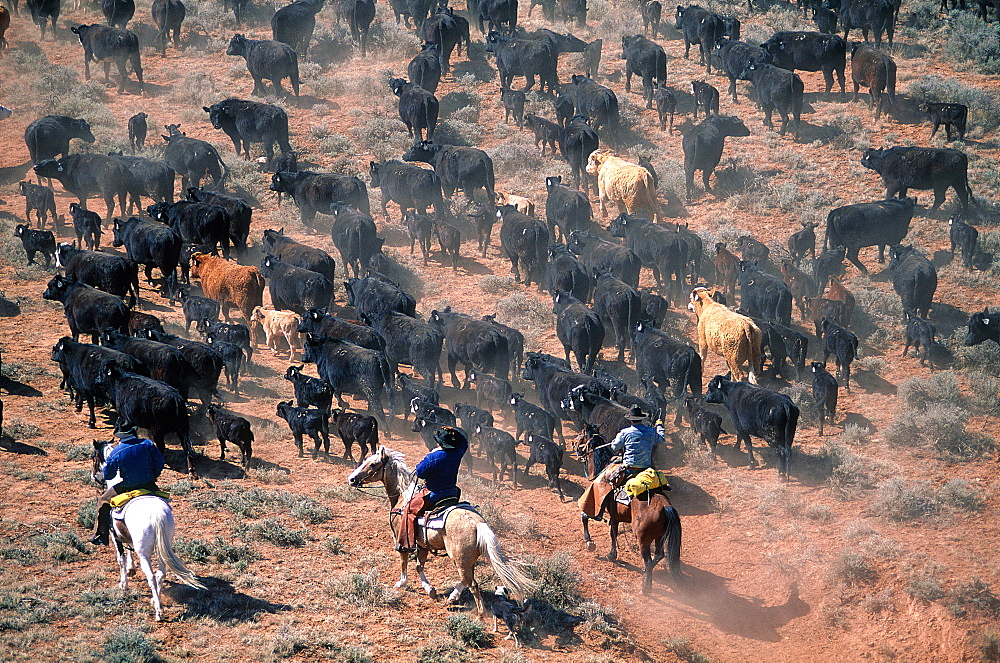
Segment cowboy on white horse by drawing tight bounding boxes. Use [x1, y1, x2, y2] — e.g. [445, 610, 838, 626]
[395, 427, 468, 554]
[90, 425, 165, 546]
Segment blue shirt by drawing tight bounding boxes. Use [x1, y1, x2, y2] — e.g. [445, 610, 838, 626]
[415, 439, 467, 504]
[104, 436, 165, 489]
[610, 424, 662, 469]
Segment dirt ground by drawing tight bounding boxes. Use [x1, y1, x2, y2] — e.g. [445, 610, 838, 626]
[1, 0, 1000, 661]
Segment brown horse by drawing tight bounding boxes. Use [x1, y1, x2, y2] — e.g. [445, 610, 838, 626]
[573, 423, 613, 480]
[579, 468, 682, 593]
[347, 446, 537, 616]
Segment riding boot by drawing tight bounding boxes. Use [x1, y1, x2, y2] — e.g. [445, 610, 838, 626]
[396, 513, 416, 553]
[593, 491, 614, 522]
[90, 504, 111, 546]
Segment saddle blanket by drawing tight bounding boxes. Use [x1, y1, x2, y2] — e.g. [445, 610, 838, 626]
[418, 502, 478, 530]
[110, 489, 170, 512]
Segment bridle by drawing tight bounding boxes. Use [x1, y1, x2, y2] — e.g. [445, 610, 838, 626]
[350, 454, 404, 500]
[91, 440, 116, 485]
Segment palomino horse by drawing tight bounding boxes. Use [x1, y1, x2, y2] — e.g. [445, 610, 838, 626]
[92, 440, 205, 620]
[347, 446, 537, 616]
[578, 465, 682, 593]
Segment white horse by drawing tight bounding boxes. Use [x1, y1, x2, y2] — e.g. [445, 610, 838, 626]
[92, 440, 205, 620]
[347, 446, 538, 616]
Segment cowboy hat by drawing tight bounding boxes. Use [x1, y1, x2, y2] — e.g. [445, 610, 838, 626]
[626, 405, 648, 421]
[113, 425, 139, 438]
[434, 426, 465, 449]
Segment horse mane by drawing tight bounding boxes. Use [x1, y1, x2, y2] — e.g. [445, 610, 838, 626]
[382, 447, 414, 487]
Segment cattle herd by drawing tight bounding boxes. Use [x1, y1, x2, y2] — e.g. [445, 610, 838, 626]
[0, 0, 998, 638]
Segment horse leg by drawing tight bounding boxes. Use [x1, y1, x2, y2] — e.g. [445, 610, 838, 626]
[415, 547, 437, 598]
[394, 551, 411, 590]
[606, 518, 620, 562]
[115, 537, 131, 589]
[581, 512, 596, 552]
[133, 530, 164, 620]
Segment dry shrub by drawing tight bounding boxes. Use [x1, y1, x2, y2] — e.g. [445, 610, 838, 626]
[831, 548, 878, 586]
[327, 569, 401, 608]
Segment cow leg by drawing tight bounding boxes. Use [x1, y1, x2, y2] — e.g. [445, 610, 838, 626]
[931, 186, 947, 210]
[743, 436, 757, 467]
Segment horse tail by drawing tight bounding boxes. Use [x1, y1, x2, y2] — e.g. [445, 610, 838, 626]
[153, 506, 206, 590]
[476, 522, 538, 601]
[662, 504, 682, 573]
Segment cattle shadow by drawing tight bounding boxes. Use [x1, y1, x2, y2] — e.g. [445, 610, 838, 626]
[0, 161, 34, 188]
[192, 454, 249, 480]
[930, 301, 971, 338]
[0, 377, 43, 397]
[649, 571, 809, 642]
[852, 369, 897, 395]
[170, 576, 291, 623]
[447, 254, 494, 275]
[0, 434, 48, 456]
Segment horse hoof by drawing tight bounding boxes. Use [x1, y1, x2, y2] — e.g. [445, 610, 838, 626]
[586, 541, 596, 553]
[428, 588, 438, 599]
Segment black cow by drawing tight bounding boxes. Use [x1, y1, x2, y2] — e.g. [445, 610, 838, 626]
[705, 374, 798, 478]
[684, 396, 726, 456]
[592, 270, 641, 363]
[148, 200, 230, 257]
[174, 288, 219, 331]
[738, 261, 793, 326]
[824, 197, 915, 273]
[639, 289, 668, 328]
[691, 80, 720, 119]
[111, 216, 180, 287]
[204, 331, 248, 393]
[714, 38, 768, 103]
[838, 0, 894, 47]
[567, 230, 641, 288]
[561, 383, 630, 442]
[202, 320, 252, 363]
[71, 24, 143, 94]
[429, 307, 510, 387]
[277, 400, 331, 458]
[369, 310, 443, 385]
[965, 308, 1000, 348]
[262, 228, 335, 285]
[742, 61, 804, 138]
[476, 0, 517, 33]
[161, 129, 229, 191]
[570, 75, 621, 146]
[284, 364, 333, 414]
[861, 147, 972, 211]
[681, 115, 750, 201]
[329, 203, 379, 277]
[545, 244, 591, 302]
[344, 275, 417, 324]
[486, 31, 558, 93]
[50, 336, 141, 428]
[902, 317, 938, 368]
[330, 408, 379, 459]
[410, 399, 455, 428]
[788, 220, 817, 266]
[34, 154, 141, 220]
[408, 43, 442, 93]
[850, 43, 896, 120]
[821, 318, 858, 391]
[389, 77, 438, 143]
[55, 243, 139, 308]
[369, 159, 446, 222]
[502, 88, 526, 127]
[207, 405, 253, 469]
[204, 99, 292, 167]
[473, 424, 517, 482]
[109, 153, 176, 204]
[633, 321, 702, 425]
[810, 362, 838, 436]
[271, 0, 324, 58]
[298, 307, 385, 351]
[467, 204, 496, 257]
[889, 244, 937, 320]
[99, 330, 190, 400]
[226, 34, 300, 97]
[67, 203, 102, 251]
[523, 433, 564, 498]
[641, 0, 662, 37]
[260, 255, 335, 313]
[140, 328, 225, 410]
[455, 402, 494, 433]
[24, 115, 95, 166]
[560, 114, 599, 193]
[95, 364, 194, 474]
[338, 0, 375, 56]
[650, 83, 675, 133]
[762, 31, 847, 96]
[188, 188, 252, 253]
[621, 34, 667, 109]
[402, 141, 495, 203]
[920, 102, 967, 142]
[482, 314, 524, 380]
[419, 6, 469, 72]
[102, 0, 134, 28]
[544, 175, 591, 242]
[127, 113, 147, 152]
[270, 170, 369, 229]
[18, 182, 57, 230]
[524, 114, 562, 156]
[608, 213, 687, 299]
[522, 353, 609, 444]
[552, 289, 604, 372]
[498, 204, 549, 288]
[674, 4, 723, 72]
[434, 219, 461, 270]
[814, 246, 847, 292]
[469, 369, 513, 412]
[302, 335, 394, 427]
[508, 391, 557, 443]
[583, 38, 602, 78]
[151, 0, 184, 54]
[949, 216, 979, 272]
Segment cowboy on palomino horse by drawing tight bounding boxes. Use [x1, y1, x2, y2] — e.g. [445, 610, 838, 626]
[396, 426, 468, 553]
[91, 425, 165, 546]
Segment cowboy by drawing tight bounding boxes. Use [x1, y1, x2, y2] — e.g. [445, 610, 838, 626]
[594, 404, 664, 520]
[90, 425, 165, 546]
[396, 426, 468, 554]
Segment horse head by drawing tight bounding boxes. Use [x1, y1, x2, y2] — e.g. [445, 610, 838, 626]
[91, 439, 117, 485]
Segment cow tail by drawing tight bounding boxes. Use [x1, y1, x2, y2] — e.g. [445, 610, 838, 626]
[380, 356, 396, 420]
[747, 324, 763, 385]
[782, 401, 799, 478]
[824, 209, 835, 251]
[886, 62, 896, 107]
[535, 226, 548, 282]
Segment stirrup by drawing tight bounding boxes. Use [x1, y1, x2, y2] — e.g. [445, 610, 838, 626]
[395, 544, 416, 554]
[90, 533, 109, 546]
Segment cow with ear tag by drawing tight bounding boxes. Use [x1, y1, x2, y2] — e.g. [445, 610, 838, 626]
[965, 308, 1000, 347]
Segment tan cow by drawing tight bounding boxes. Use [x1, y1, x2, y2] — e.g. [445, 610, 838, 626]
[688, 287, 763, 384]
[251, 306, 303, 359]
[190, 253, 265, 324]
[495, 191, 535, 217]
[585, 150, 660, 222]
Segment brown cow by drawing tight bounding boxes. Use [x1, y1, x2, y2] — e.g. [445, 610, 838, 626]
[714, 242, 739, 300]
[824, 275, 855, 326]
[779, 259, 817, 318]
[189, 252, 264, 324]
[688, 286, 763, 383]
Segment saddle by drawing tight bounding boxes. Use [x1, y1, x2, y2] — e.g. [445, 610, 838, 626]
[109, 488, 170, 511]
[417, 501, 477, 531]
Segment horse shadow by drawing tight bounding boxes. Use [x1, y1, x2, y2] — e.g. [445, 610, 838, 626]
[649, 569, 810, 642]
[168, 576, 290, 623]
[0, 376, 43, 397]
[0, 434, 47, 455]
[665, 477, 719, 516]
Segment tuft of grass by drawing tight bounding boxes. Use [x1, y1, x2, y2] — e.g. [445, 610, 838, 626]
[77, 498, 98, 529]
[234, 518, 308, 547]
[662, 637, 712, 663]
[831, 549, 878, 586]
[4, 418, 42, 440]
[980, 629, 1000, 662]
[908, 564, 946, 602]
[327, 569, 401, 609]
[103, 624, 159, 663]
[249, 467, 293, 485]
[290, 499, 333, 524]
[445, 615, 493, 649]
[528, 552, 583, 612]
[943, 13, 1000, 75]
[478, 276, 517, 295]
[949, 579, 1000, 618]
[64, 444, 95, 461]
[870, 478, 940, 521]
[192, 486, 295, 518]
[323, 536, 345, 555]
[414, 637, 471, 663]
